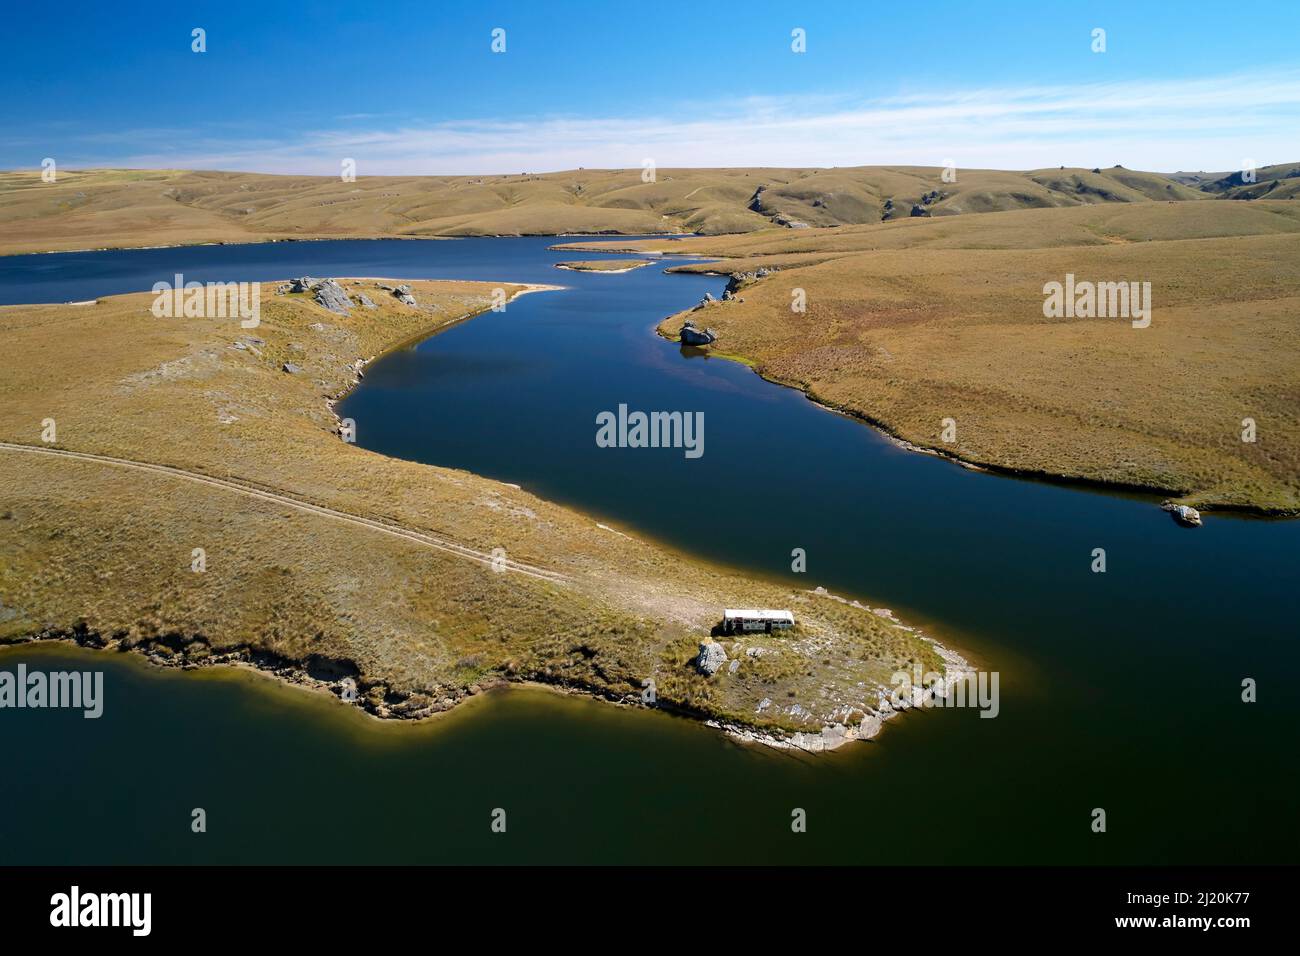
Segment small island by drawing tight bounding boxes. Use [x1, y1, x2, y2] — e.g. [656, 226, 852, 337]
[554, 259, 655, 274]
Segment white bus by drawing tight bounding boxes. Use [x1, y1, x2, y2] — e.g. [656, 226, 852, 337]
[722, 609, 795, 635]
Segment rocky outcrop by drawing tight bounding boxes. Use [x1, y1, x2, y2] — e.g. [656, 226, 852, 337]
[357, 293, 377, 310]
[1162, 501, 1203, 527]
[274, 276, 355, 315]
[694, 640, 728, 676]
[282, 362, 303, 374]
[313, 279, 353, 315]
[392, 284, 417, 307]
[724, 266, 773, 296]
[679, 319, 717, 346]
[744, 183, 811, 228]
[858, 713, 883, 739]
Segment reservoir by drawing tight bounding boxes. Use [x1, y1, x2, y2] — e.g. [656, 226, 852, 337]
[1, 238, 1296, 863]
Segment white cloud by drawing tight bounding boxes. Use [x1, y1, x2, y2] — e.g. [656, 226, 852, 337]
[36, 68, 1300, 174]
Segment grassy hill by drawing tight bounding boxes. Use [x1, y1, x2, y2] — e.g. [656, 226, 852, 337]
[559, 200, 1300, 513]
[1198, 163, 1300, 201]
[0, 162, 1274, 256]
[4, 163, 1297, 512]
[1171, 162, 1300, 200]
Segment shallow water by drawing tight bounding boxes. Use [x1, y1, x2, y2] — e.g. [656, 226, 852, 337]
[1, 238, 1295, 863]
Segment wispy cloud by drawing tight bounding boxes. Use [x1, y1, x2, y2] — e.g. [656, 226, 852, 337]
[22, 68, 1300, 174]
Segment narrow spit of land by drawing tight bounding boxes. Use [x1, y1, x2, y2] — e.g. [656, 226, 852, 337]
[0, 275, 963, 751]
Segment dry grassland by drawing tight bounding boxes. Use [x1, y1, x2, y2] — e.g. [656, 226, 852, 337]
[561, 201, 1300, 511]
[0, 163, 1256, 255]
[0, 278, 951, 744]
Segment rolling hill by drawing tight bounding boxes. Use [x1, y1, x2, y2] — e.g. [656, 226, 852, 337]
[1, 161, 1282, 256]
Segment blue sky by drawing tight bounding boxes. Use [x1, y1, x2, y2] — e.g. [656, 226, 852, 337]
[4, 0, 1298, 173]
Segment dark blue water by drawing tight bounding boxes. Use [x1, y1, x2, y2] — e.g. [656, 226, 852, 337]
[0, 237, 696, 305]
[1, 238, 1296, 863]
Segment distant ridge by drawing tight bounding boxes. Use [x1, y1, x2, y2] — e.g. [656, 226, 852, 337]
[2, 162, 1293, 256]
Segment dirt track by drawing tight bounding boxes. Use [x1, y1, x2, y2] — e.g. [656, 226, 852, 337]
[0, 441, 571, 585]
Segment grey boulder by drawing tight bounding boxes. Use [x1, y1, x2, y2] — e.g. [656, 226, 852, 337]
[679, 319, 717, 346]
[694, 641, 728, 676]
[313, 279, 354, 315]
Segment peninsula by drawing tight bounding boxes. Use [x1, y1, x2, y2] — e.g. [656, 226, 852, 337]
[0, 273, 959, 750]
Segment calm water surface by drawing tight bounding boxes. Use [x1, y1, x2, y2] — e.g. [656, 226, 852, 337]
[1, 238, 1295, 863]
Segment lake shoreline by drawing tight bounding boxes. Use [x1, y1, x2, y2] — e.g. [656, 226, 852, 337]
[554, 260, 655, 274]
[0, 616, 974, 753]
[1, 232, 692, 260]
[322, 281, 566, 440]
[1, 267, 969, 755]
[654, 323, 1299, 520]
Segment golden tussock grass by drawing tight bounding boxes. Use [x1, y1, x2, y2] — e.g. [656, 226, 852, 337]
[561, 201, 1300, 511]
[0, 277, 948, 736]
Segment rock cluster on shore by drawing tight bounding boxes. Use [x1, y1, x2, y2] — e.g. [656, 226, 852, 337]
[275, 277, 420, 314]
[723, 267, 772, 296]
[679, 319, 718, 346]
